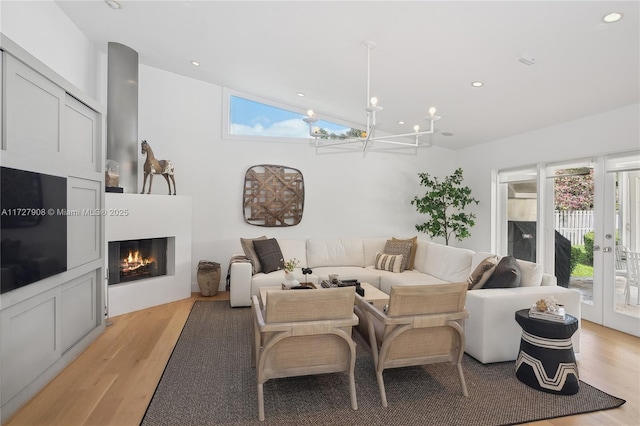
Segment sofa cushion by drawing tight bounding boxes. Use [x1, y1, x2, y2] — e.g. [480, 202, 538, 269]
[276, 239, 308, 268]
[363, 238, 388, 266]
[392, 236, 418, 269]
[468, 256, 498, 290]
[307, 238, 365, 268]
[379, 270, 447, 294]
[374, 252, 403, 273]
[383, 239, 413, 271]
[412, 239, 431, 273]
[482, 255, 521, 289]
[421, 243, 474, 282]
[240, 236, 267, 273]
[252, 238, 285, 274]
[517, 259, 544, 287]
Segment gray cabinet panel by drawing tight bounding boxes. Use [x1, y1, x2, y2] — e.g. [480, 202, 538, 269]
[4, 55, 63, 153]
[67, 177, 101, 268]
[61, 271, 98, 353]
[0, 288, 60, 406]
[62, 95, 99, 171]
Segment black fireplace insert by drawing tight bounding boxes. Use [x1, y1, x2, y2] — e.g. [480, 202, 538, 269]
[108, 238, 167, 285]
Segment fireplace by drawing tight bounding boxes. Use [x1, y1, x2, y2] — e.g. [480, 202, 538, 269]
[108, 238, 168, 285]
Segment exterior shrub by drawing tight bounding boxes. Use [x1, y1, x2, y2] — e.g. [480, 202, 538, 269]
[583, 231, 594, 265]
[570, 246, 582, 273]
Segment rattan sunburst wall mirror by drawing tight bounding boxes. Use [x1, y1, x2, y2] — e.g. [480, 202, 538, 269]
[243, 164, 305, 227]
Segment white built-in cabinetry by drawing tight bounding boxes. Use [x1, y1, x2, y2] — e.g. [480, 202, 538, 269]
[0, 35, 105, 422]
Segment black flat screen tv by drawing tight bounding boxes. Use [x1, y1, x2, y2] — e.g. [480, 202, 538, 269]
[1, 167, 67, 294]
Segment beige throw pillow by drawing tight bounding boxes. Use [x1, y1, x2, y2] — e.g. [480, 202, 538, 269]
[240, 236, 267, 274]
[392, 236, 418, 270]
[374, 252, 403, 273]
[383, 239, 413, 272]
[468, 256, 498, 290]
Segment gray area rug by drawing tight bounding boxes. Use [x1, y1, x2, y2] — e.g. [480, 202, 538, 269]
[141, 301, 624, 426]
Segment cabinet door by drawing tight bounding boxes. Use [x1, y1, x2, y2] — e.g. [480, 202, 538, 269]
[62, 94, 100, 172]
[0, 287, 61, 406]
[61, 270, 99, 353]
[3, 54, 64, 153]
[67, 177, 102, 268]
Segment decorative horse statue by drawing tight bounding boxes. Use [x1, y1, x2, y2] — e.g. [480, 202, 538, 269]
[140, 140, 176, 195]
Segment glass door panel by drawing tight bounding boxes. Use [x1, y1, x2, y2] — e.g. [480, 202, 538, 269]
[546, 159, 600, 323]
[602, 152, 640, 335]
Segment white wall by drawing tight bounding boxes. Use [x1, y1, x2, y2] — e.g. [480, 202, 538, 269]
[456, 103, 640, 253]
[137, 65, 457, 291]
[0, 0, 105, 103]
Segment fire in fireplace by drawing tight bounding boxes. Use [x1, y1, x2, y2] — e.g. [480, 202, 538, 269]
[108, 238, 168, 285]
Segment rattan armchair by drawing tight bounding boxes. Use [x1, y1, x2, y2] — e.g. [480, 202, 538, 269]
[356, 283, 469, 407]
[251, 287, 359, 421]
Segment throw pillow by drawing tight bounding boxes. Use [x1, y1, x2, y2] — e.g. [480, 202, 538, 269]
[383, 239, 413, 272]
[252, 238, 285, 274]
[374, 252, 403, 273]
[240, 236, 267, 274]
[467, 255, 498, 290]
[392, 236, 418, 269]
[482, 255, 521, 289]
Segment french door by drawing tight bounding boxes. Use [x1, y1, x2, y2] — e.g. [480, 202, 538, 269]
[602, 153, 640, 335]
[498, 152, 640, 336]
[544, 154, 640, 336]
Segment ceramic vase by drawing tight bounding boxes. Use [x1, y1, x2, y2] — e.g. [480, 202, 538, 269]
[284, 271, 300, 287]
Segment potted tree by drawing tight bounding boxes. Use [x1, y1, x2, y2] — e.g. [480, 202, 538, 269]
[411, 168, 479, 245]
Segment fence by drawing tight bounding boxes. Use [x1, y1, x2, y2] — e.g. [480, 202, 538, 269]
[555, 210, 594, 245]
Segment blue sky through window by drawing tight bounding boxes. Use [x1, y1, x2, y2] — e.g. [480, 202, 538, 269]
[230, 95, 352, 139]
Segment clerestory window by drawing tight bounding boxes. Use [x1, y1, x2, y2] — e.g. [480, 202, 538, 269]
[223, 88, 361, 141]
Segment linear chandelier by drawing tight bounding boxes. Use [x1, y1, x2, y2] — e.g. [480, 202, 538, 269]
[303, 40, 441, 152]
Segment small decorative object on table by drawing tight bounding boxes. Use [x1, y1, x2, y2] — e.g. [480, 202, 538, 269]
[283, 258, 301, 288]
[529, 297, 566, 322]
[301, 267, 312, 284]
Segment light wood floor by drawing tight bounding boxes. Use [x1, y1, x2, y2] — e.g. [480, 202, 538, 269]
[4, 292, 640, 426]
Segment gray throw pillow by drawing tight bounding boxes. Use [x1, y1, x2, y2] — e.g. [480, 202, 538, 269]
[482, 255, 521, 289]
[240, 236, 267, 274]
[252, 238, 285, 274]
[383, 239, 413, 272]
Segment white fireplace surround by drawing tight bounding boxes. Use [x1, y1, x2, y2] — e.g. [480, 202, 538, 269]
[105, 194, 192, 317]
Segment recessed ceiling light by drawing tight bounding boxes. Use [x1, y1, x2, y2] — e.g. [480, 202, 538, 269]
[297, 92, 305, 97]
[398, 121, 405, 125]
[191, 61, 200, 67]
[104, 0, 122, 10]
[603, 12, 623, 23]
[442, 132, 454, 137]
[471, 81, 484, 88]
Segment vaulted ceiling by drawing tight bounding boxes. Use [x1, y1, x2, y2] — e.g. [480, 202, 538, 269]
[55, 1, 640, 150]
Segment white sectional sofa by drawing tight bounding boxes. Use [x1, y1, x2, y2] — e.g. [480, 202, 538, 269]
[229, 237, 581, 364]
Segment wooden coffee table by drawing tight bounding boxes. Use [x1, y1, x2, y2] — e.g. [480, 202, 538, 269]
[358, 283, 389, 309]
[259, 282, 388, 308]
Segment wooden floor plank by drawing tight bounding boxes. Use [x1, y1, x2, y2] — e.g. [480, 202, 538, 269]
[4, 291, 638, 426]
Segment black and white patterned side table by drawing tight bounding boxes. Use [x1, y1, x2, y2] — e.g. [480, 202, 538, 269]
[514, 309, 579, 395]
